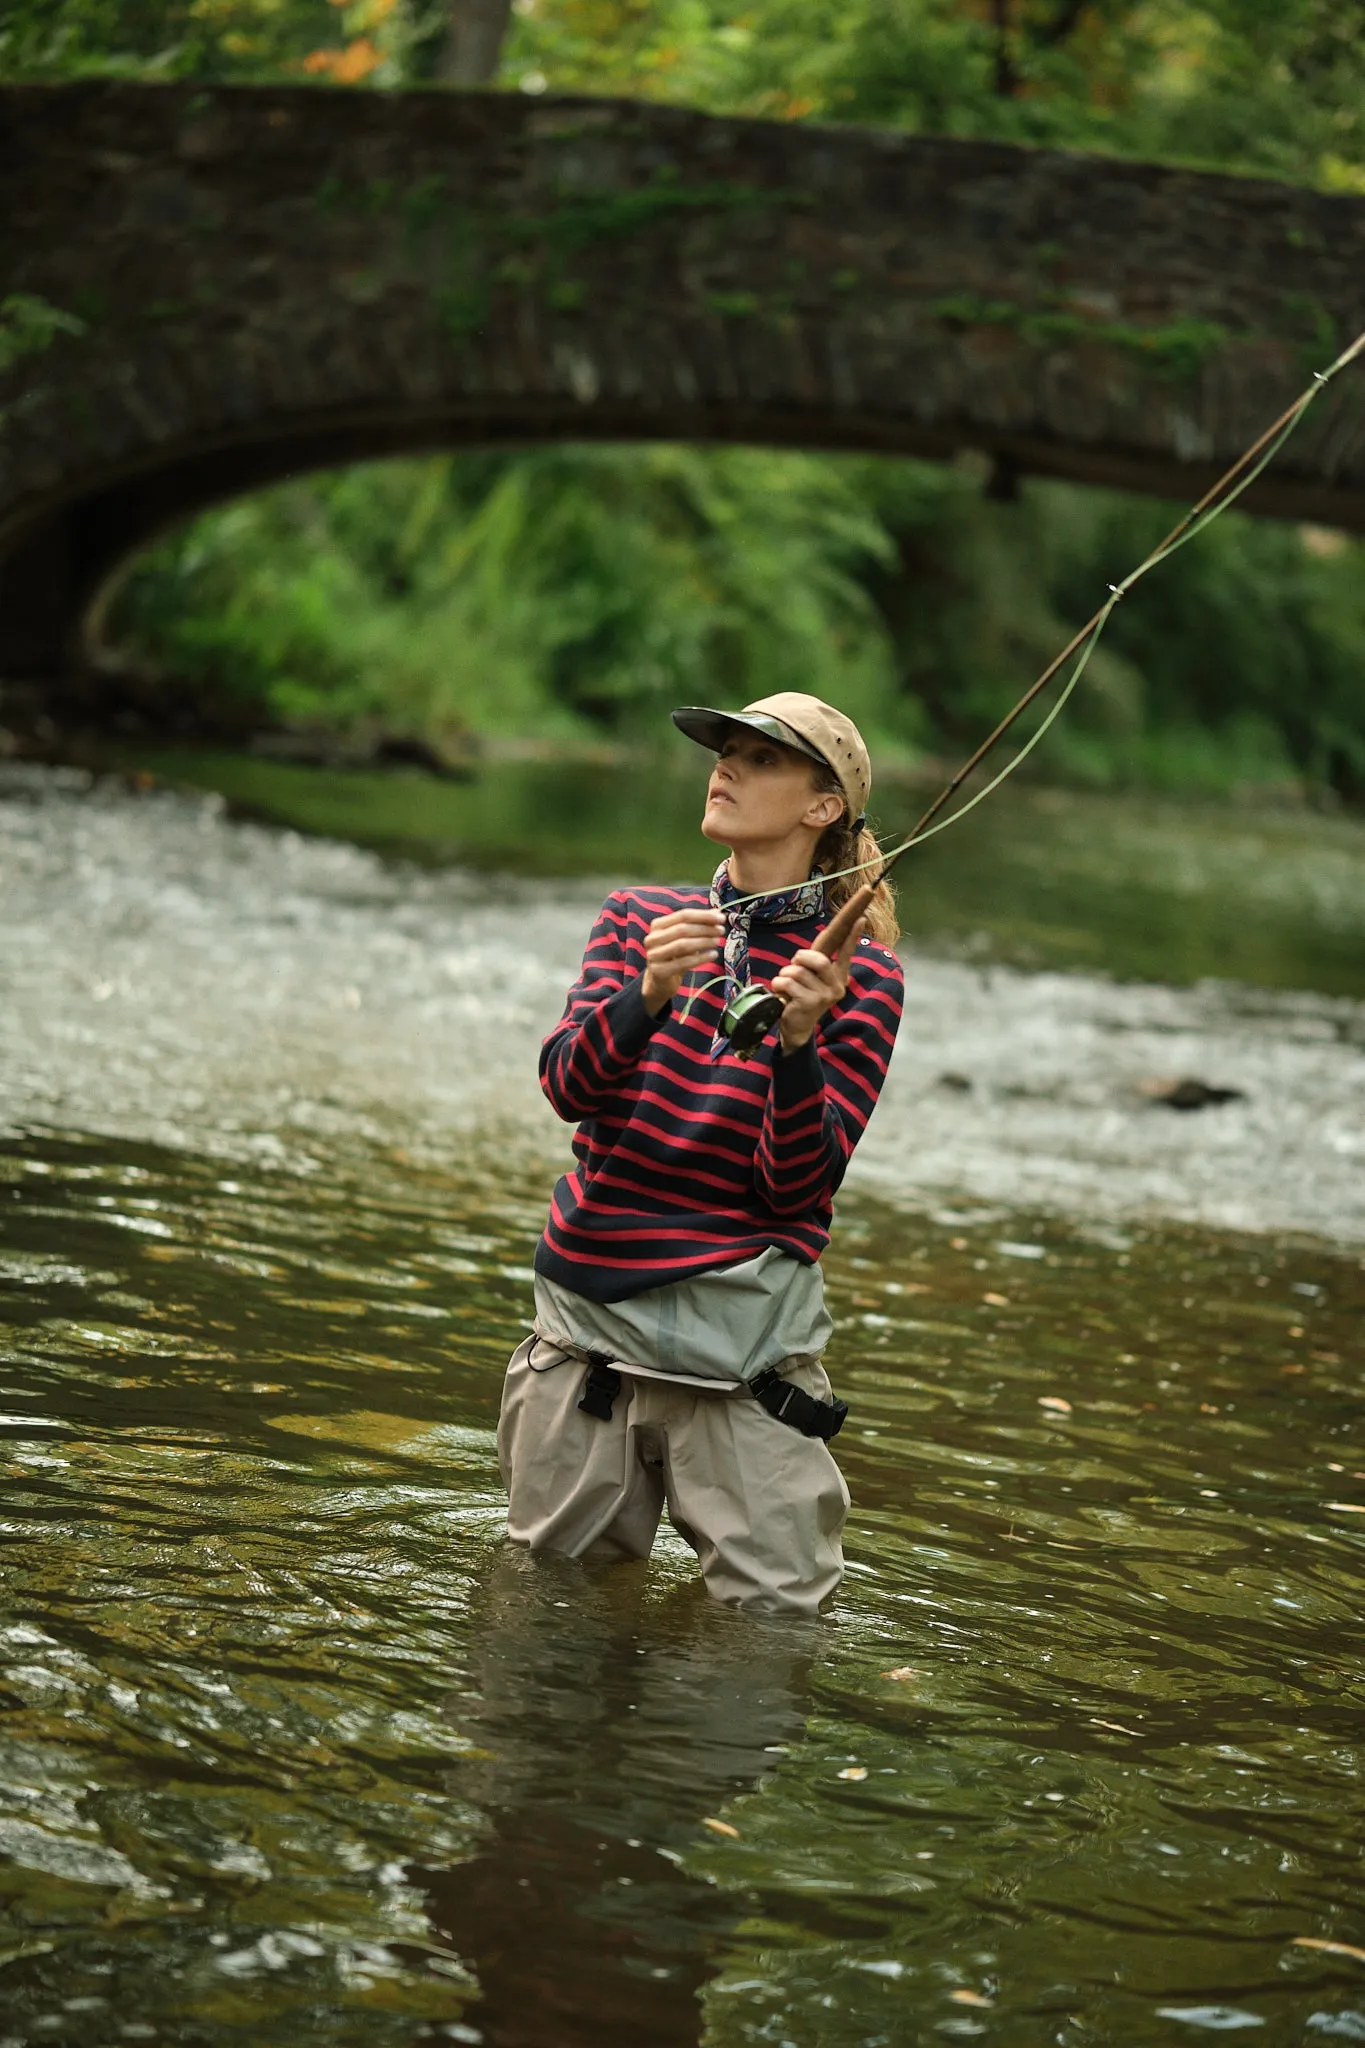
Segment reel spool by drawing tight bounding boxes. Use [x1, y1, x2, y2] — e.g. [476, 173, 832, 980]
[721, 982, 786, 1060]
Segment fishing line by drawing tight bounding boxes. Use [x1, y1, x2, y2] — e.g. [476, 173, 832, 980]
[680, 327, 1365, 1053]
[735, 346, 1354, 907]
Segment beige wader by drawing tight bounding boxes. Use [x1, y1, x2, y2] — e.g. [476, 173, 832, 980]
[497, 1336, 849, 1617]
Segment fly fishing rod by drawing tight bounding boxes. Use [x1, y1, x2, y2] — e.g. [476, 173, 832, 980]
[715, 325, 1365, 1059]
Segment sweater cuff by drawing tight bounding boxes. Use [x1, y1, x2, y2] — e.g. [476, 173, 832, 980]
[602, 975, 670, 1059]
[771, 1034, 823, 1107]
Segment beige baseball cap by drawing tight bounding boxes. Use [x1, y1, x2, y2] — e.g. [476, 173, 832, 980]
[671, 692, 871, 823]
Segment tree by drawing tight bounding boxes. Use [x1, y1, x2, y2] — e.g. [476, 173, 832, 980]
[437, 0, 514, 82]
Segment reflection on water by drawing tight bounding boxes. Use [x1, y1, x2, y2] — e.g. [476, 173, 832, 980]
[432, 1552, 814, 2046]
[2, 1129, 1363, 2044]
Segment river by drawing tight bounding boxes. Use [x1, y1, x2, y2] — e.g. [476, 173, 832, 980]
[1, 760, 1363, 2046]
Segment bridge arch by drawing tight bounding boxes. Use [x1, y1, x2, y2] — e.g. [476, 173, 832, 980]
[2, 81, 1364, 680]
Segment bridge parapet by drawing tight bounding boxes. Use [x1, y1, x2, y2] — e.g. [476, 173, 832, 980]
[2, 82, 1364, 679]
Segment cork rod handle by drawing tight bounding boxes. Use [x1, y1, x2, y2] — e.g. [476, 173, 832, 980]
[810, 881, 877, 962]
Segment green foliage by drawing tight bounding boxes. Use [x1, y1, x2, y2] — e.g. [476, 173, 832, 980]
[7, 0, 1363, 201]
[502, 1, 1365, 193]
[112, 446, 902, 748]
[11, 0, 1365, 802]
[0, 292, 86, 374]
[113, 442, 1365, 802]
[1045, 492, 1365, 797]
[837, 452, 1365, 800]
[0, 0, 338, 82]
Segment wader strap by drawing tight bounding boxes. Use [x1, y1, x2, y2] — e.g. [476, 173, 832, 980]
[577, 1354, 622, 1421]
[749, 1367, 848, 1442]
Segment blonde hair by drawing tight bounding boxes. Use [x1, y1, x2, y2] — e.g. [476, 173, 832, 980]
[811, 762, 900, 946]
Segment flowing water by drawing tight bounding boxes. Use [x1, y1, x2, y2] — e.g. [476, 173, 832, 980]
[2, 766, 1364, 2046]
[134, 749, 1365, 1001]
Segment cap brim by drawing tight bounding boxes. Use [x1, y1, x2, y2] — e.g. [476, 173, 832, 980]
[670, 705, 828, 767]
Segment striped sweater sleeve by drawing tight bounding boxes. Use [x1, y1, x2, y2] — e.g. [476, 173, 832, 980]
[539, 893, 667, 1123]
[754, 946, 904, 1216]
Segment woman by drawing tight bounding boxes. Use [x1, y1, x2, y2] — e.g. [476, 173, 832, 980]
[498, 692, 904, 1615]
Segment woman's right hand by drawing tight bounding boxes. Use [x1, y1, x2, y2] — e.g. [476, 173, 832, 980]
[641, 906, 726, 1015]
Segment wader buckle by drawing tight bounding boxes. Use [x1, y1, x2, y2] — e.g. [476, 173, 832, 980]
[577, 1354, 622, 1421]
[750, 1367, 848, 1442]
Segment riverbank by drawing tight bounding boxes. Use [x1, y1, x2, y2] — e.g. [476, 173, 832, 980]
[3, 763, 1362, 1246]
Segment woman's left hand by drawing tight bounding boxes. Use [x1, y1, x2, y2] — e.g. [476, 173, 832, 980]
[772, 920, 865, 1053]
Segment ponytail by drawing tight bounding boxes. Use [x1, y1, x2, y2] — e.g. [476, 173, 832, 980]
[811, 765, 900, 947]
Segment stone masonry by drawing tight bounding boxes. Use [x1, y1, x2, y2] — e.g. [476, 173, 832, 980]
[2, 82, 1364, 680]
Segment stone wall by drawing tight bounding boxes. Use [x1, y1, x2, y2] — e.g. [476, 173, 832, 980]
[2, 81, 1364, 678]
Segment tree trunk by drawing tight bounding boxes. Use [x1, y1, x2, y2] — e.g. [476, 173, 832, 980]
[438, 0, 515, 85]
[991, 0, 1020, 96]
[1036, 0, 1090, 47]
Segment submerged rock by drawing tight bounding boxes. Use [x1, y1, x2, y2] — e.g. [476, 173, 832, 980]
[1140, 1077, 1247, 1110]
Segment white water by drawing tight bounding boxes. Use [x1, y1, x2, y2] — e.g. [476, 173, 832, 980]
[3, 764, 1363, 1244]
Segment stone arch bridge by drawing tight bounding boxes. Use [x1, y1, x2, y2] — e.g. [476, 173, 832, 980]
[2, 81, 1364, 682]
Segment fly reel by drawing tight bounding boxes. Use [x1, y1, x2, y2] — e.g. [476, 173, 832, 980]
[715, 881, 879, 1060]
[720, 981, 786, 1060]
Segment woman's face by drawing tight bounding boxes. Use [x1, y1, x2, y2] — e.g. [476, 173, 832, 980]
[700, 732, 842, 850]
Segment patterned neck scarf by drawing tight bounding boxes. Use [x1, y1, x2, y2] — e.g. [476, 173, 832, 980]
[707, 861, 826, 1059]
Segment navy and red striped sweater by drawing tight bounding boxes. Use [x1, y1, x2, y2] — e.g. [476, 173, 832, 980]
[535, 885, 904, 1301]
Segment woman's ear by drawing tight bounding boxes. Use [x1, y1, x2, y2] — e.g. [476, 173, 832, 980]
[806, 792, 845, 831]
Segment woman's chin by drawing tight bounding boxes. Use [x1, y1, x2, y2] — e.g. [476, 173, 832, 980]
[700, 809, 738, 847]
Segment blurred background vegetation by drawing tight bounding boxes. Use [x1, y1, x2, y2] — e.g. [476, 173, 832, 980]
[5, 0, 1364, 801]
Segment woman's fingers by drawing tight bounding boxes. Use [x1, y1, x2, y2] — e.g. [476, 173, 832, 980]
[648, 909, 725, 942]
[775, 950, 845, 993]
[648, 935, 722, 967]
[773, 946, 852, 1039]
[641, 909, 725, 1012]
[773, 975, 828, 1007]
[646, 911, 723, 965]
[773, 946, 850, 1053]
[647, 919, 724, 944]
[645, 911, 859, 1027]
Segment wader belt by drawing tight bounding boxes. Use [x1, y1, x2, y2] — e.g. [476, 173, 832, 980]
[553, 1340, 846, 1440]
[576, 1354, 622, 1421]
[749, 1367, 848, 1442]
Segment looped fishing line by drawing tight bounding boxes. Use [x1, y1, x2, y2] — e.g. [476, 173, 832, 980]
[710, 325, 1365, 917]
